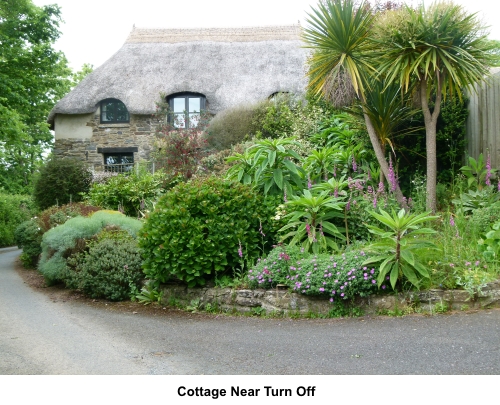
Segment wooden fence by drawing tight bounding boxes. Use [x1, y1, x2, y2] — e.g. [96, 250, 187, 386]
[466, 68, 500, 169]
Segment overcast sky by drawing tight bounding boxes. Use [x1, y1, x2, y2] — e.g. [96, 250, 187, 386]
[32, 0, 500, 71]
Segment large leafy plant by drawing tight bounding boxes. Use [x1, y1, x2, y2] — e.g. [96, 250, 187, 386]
[226, 137, 305, 196]
[279, 189, 345, 253]
[363, 209, 440, 290]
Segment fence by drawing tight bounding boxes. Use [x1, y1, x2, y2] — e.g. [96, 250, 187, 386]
[89, 160, 162, 175]
[466, 68, 500, 168]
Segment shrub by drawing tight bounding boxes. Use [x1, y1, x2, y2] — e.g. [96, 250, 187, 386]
[38, 211, 142, 284]
[468, 203, 500, 235]
[140, 177, 283, 287]
[14, 219, 43, 267]
[33, 158, 93, 210]
[14, 203, 101, 268]
[38, 202, 102, 232]
[65, 230, 143, 301]
[152, 97, 209, 180]
[85, 170, 167, 217]
[206, 104, 261, 150]
[0, 193, 37, 247]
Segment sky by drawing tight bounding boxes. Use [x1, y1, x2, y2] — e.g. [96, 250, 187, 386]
[31, 0, 500, 71]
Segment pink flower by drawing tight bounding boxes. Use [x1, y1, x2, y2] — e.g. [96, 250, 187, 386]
[450, 216, 455, 227]
[486, 154, 492, 186]
[388, 156, 397, 192]
[238, 240, 243, 258]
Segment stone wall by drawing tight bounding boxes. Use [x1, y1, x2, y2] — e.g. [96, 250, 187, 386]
[160, 280, 500, 315]
[53, 111, 156, 170]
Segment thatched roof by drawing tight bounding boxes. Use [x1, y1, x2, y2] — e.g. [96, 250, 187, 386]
[48, 25, 308, 124]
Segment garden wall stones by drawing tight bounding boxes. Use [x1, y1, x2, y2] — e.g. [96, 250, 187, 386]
[160, 280, 500, 315]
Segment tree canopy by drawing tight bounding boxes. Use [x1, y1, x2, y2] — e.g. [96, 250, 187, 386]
[0, 0, 72, 193]
[304, 0, 497, 212]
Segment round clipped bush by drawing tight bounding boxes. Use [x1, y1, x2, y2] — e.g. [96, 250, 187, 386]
[14, 219, 43, 267]
[65, 230, 143, 301]
[33, 157, 93, 210]
[39, 210, 143, 284]
[140, 177, 282, 287]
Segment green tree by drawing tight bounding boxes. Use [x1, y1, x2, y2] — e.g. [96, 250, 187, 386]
[303, 0, 406, 203]
[0, 0, 72, 193]
[375, 2, 497, 212]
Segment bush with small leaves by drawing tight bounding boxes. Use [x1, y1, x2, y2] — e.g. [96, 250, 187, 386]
[65, 230, 143, 301]
[33, 158, 93, 210]
[14, 219, 43, 267]
[140, 177, 283, 287]
[38, 211, 142, 284]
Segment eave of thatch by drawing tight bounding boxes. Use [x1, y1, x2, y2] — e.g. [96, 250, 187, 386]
[48, 25, 308, 124]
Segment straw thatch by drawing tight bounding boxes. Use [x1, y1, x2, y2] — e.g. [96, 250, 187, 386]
[48, 25, 308, 124]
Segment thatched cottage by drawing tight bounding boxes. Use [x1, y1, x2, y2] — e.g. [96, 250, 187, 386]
[48, 24, 308, 171]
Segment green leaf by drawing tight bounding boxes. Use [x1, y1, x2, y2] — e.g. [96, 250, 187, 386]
[273, 168, 284, 190]
[390, 262, 399, 289]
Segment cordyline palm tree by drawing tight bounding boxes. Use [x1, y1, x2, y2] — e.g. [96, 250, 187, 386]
[304, 0, 496, 212]
[374, 1, 496, 212]
[348, 77, 419, 182]
[303, 0, 406, 203]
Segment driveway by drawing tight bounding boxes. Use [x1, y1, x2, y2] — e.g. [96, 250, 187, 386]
[1, 248, 500, 375]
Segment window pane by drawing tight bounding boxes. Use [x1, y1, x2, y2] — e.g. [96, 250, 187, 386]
[188, 98, 201, 113]
[102, 102, 114, 122]
[174, 113, 185, 128]
[188, 113, 200, 128]
[173, 98, 185, 113]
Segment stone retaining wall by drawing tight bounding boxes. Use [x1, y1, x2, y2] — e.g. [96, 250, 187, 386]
[160, 280, 500, 315]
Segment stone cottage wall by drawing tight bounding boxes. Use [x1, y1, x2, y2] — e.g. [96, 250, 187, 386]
[53, 111, 156, 170]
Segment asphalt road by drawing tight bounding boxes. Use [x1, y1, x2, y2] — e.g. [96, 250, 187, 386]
[1, 248, 499, 375]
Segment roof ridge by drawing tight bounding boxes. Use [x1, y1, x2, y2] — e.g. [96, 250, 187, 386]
[126, 24, 302, 43]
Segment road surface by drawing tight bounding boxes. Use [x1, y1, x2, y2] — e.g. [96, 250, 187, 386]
[1, 248, 499, 375]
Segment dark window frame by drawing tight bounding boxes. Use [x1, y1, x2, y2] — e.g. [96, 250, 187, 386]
[98, 147, 137, 173]
[167, 92, 206, 129]
[100, 98, 130, 124]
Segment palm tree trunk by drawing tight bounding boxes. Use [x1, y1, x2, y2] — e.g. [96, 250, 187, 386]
[420, 76, 443, 213]
[363, 110, 405, 204]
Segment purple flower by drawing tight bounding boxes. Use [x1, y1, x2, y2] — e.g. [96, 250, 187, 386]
[352, 156, 357, 172]
[329, 298, 334, 302]
[486, 154, 492, 186]
[259, 219, 266, 237]
[382, 285, 386, 290]
[319, 288, 325, 292]
[450, 216, 455, 227]
[372, 280, 376, 284]
[238, 240, 243, 258]
[340, 293, 344, 297]
[388, 156, 397, 192]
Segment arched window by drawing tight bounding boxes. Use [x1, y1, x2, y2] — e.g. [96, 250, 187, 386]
[100, 98, 129, 123]
[167, 92, 206, 129]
